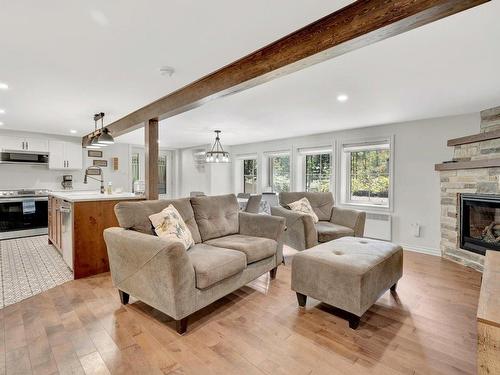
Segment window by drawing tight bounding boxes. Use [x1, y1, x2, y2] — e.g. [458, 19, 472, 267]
[158, 154, 167, 195]
[304, 153, 332, 192]
[269, 154, 290, 192]
[243, 159, 258, 193]
[131, 153, 140, 191]
[344, 140, 391, 207]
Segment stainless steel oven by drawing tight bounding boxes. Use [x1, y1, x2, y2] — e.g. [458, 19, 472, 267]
[0, 189, 50, 240]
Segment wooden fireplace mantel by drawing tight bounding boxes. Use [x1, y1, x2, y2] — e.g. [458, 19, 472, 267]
[434, 158, 500, 171]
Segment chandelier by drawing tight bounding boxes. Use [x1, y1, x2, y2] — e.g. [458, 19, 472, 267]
[205, 130, 230, 163]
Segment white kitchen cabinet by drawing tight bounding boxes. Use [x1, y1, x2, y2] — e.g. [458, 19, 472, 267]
[49, 141, 83, 170]
[0, 135, 48, 152]
[24, 138, 49, 152]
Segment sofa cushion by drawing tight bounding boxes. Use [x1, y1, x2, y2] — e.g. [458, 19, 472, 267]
[114, 198, 202, 243]
[315, 221, 354, 243]
[205, 234, 277, 264]
[187, 244, 246, 289]
[279, 192, 334, 221]
[190, 194, 239, 241]
[149, 205, 194, 250]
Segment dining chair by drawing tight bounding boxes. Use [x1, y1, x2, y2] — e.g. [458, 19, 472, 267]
[245, 195, 262, 213]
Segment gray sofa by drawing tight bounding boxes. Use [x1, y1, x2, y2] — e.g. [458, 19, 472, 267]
[104, 194, 285, 334]
[271, 192, 366, 250]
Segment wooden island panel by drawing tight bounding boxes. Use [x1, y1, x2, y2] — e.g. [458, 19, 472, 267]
[73, 199, 126, 279]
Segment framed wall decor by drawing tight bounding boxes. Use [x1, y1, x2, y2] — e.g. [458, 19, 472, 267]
[86, 168, 101, 175]
[93, 159, 108, 167]
[88, 150, 103, 158]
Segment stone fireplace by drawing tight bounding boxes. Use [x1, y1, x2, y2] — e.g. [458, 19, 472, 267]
[459, 194, 500, 256]
[438, 105, 500, 271]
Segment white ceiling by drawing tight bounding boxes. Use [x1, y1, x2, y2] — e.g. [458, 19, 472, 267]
[116, 0, 500, 148]
[1, 2, 499, 149]
[0, 0, 350, 136]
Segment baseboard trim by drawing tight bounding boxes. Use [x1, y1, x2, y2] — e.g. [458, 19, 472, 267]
[400, 243, 440, 257]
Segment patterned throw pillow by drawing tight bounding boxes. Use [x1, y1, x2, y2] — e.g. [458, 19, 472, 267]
[149, 205, 194, 250]
[288, 197, 319, 223]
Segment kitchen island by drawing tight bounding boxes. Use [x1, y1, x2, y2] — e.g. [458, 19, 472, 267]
[48, 191, 144, 279]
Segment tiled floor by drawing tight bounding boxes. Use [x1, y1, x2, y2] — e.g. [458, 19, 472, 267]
[0, 235, 72, 309]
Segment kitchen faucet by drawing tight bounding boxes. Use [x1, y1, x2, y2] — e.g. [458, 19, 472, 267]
[84, 166, 105, 194]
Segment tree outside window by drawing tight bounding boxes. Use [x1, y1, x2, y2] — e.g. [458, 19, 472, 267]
[348, 147, 390, 206]
[269, 155, 290, 193]
[305, 153, 331, 192]
[243, 159, 258, 193]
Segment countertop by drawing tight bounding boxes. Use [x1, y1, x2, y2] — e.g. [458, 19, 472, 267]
[49, 190, 145, 202]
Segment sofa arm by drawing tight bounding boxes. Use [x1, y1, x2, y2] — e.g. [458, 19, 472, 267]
[331, 207, 366, 237]
[239, 212, 285, 240]
[104, 228, 196, 319]
[271, 206, 317, 250]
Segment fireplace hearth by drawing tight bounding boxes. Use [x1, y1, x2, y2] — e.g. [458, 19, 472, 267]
[460, 194, 500, 255]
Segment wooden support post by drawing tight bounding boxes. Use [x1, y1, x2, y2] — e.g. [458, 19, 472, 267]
[145, 118, 159, 200]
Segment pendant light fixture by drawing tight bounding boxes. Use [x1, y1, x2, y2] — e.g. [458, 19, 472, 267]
[85, 112, 115, 149]
[86, 116, 102, 149]
[96, 112, 114, 145]
[205, 130, 230, 163]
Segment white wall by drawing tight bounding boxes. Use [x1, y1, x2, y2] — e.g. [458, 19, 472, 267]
[176, 145, 233, 198]
[223, 113, 479, 254]
[0, 129, 133, 192]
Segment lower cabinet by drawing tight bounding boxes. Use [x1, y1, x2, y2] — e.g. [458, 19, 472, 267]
[48, 196, 62, 250]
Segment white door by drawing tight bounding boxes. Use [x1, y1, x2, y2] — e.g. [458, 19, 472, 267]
[0, 136, 24, 151]
[64, 142, 82, 170]
[25, 138, 49, 152]
[48, 141, 65, 169]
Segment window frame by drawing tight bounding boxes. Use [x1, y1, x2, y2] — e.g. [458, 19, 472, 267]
[298, 146, 334, 193]
[267, 151, 291, 193]
[242, 158, 258, 194]
[340, 136, 394, 210]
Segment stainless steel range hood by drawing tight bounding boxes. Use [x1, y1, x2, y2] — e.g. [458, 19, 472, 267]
[0, 151, 49, 165]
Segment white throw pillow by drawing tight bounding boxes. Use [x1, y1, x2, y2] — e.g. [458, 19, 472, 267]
[149, 204, 194, 250]
[288, 197, 319, 223]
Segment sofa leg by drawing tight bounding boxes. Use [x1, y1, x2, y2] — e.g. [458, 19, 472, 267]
[348, 315, 360, 330]
[118, 290, 129, 305]
[296, 292, 307, 307]
[176, 317, 188, 335]
[390, 282, 397, 292]
[269, 267, 278, 280]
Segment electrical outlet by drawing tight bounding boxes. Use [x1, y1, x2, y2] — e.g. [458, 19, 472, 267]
[412, 223, 421, 237]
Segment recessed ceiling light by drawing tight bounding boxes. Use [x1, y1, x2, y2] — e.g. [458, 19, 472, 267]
[0, 109, 5, 114]
[70, 130, 77, 134]
[337, 94, 349, 103]
[0, 82, 8, 90]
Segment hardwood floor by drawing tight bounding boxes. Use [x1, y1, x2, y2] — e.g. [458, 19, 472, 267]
[0, 251, 481, 375]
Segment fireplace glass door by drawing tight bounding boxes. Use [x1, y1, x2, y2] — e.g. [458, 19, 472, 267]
[460, 194, 500, 255]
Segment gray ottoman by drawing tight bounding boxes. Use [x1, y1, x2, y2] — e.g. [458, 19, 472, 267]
[291, 236, 403, 329]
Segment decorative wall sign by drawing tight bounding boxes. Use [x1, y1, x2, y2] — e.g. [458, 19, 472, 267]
[86, 168, 101, 175]
[88, 150, 103, 158]
[93, 159, 108, 167]
[112, 157, 119, 171]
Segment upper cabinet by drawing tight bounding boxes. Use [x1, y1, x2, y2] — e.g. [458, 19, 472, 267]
[48, 141, 83, 170]
[0, 135, 49, 153]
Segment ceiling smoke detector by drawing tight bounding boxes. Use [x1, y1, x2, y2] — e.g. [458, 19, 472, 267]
[160, 66, 175, 77]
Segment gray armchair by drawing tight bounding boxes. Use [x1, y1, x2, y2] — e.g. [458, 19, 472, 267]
[271, 192, 365, 250]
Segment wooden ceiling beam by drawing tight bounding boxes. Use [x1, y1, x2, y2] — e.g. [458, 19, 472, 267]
[83, 0, 489, 140]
